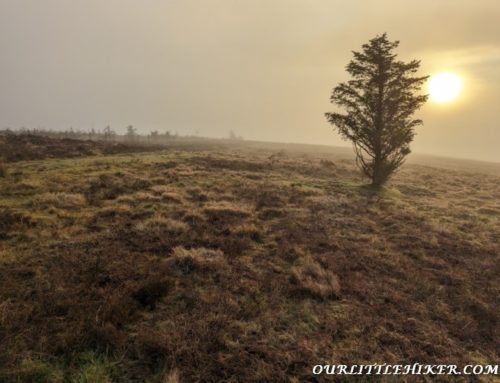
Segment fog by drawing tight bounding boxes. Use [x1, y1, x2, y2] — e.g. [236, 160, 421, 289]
[1, 0, 499, 162]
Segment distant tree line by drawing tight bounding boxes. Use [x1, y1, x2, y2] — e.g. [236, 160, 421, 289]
[0, 126, 243, 145]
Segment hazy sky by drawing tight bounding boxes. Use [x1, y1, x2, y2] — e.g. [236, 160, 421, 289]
[1, 1, 499, 161]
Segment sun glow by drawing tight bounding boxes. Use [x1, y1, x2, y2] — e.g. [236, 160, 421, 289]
[428, 72, 462, 103]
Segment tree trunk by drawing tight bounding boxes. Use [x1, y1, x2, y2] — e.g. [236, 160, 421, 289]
[371, 159, 384, 188]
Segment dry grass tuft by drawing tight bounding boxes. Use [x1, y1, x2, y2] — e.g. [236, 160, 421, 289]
[151, 185, 185, 204]
[117, 191, 161, 206]
[84, 174, 126, 204]
[320, 159, 336, 168]
[163, 369, 180, 383]
[134, 215, 188, 235]
[187, 187, 209, 202]
[161, 191, 184, 204]
[290, 256, 341, 300]
[231, 223, 263, 242]
[34, 192, 87, 209]
[163, 246, 226, 274]
[203, 201, 251, 222]
[0, 208, 35, 238]
[131, 191, 162, 202]
[255, 188, 286, 209]
[13, 179, 41, 192]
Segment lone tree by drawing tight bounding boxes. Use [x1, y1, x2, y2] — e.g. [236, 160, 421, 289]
[326, 34, 428, 187]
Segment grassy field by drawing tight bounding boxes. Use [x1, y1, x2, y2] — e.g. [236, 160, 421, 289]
[0, 139, 499, 382]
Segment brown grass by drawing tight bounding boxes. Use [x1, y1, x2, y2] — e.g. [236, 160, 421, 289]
[163, 369, 180, 383]
[34, 192, 87, 209]
[0, 159, 6, 177]
[134, 215, 189, 235]
[162, 246, 226, 274]
[290, 255, 341, 299]
[0, 137, 498, 382]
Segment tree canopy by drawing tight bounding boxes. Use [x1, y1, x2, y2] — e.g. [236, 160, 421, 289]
[326, 34, 429, 187]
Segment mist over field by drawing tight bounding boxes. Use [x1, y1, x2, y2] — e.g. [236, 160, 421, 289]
[1, 0, 500, 161]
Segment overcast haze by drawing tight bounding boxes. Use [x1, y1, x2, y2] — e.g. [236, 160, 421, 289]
[1, 0, 499, 162]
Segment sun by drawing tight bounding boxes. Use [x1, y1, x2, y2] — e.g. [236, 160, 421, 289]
[428, 72, 462, 103]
